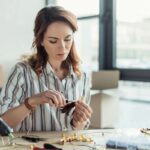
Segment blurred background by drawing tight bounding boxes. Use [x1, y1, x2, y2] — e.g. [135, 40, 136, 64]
[1, 0, 150, 128]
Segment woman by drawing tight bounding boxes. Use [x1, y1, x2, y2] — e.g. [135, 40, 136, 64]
[0, 6, 92, 132]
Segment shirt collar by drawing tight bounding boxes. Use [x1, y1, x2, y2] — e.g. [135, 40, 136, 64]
[44, 62, 76, 78]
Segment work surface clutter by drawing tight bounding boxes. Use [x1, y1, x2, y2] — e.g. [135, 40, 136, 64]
[0, 129, 150, 150]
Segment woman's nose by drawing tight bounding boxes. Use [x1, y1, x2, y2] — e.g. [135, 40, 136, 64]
[58, 41, 65, 49]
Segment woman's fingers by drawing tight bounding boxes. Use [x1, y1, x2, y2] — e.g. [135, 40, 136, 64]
[73, 101, 93, 123]
[43, 90, 66, 107]
[77, 101, 93, 114]
[53, 90, 66, 106]
[74, 111, 87, 122]
[74, 111, 88, 122]
[44, 96, 55, 106]
[76, 102, 93, 117]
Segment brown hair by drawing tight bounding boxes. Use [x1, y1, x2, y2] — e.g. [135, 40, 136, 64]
[22, 6, 81, 78]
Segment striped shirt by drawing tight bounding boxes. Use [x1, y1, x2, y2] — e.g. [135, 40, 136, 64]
[0, 62, 91, 132]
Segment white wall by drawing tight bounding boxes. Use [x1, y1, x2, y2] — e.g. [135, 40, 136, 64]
[0, 0, 45, 63]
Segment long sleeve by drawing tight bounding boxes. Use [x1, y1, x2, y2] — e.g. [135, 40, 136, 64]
[0, 64, 25, 114]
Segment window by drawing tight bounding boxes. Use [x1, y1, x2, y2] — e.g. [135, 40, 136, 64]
[99, 0, 150, 81]
[56, 0, 99, 17]
[117, 0, 150, 69]
[75, 18, 99, 70]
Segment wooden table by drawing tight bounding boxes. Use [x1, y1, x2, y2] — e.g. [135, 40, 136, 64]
[0, 129, 149, 150]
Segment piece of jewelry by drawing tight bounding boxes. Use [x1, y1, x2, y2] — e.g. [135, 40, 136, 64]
[140, 128, 150, 135]
[24, 98, 35, 111]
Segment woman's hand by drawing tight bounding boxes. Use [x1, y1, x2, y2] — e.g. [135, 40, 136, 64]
[72, 101, 93, 129]
[27, 90, 66, 108]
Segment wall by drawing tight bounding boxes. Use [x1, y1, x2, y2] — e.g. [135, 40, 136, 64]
[0, 0, 44, 63]
[0, 0, 45, 83]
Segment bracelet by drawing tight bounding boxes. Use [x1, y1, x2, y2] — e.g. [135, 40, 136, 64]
[24, 98, 35, 111]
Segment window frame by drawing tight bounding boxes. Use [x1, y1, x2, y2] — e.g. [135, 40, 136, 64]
[46, 0, 150, 82]
[101, 0, 150, 82]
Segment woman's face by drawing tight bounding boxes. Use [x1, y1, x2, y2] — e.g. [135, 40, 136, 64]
[42, 21, 74, 63]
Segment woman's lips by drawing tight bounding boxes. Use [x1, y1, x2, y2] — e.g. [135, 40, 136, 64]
[57, 53, 66, 57]
[57, 53, 65, 55]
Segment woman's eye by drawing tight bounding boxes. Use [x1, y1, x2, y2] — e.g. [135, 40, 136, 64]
[49, 41, 57, 44]
[65, 38, 71, 42]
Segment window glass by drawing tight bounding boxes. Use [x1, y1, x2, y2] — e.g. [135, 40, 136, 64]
[56, 0, 99, 17]
[114, 81, 150, 127]
[75, 18, 99, 71]
[116, 0, 150, 69]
